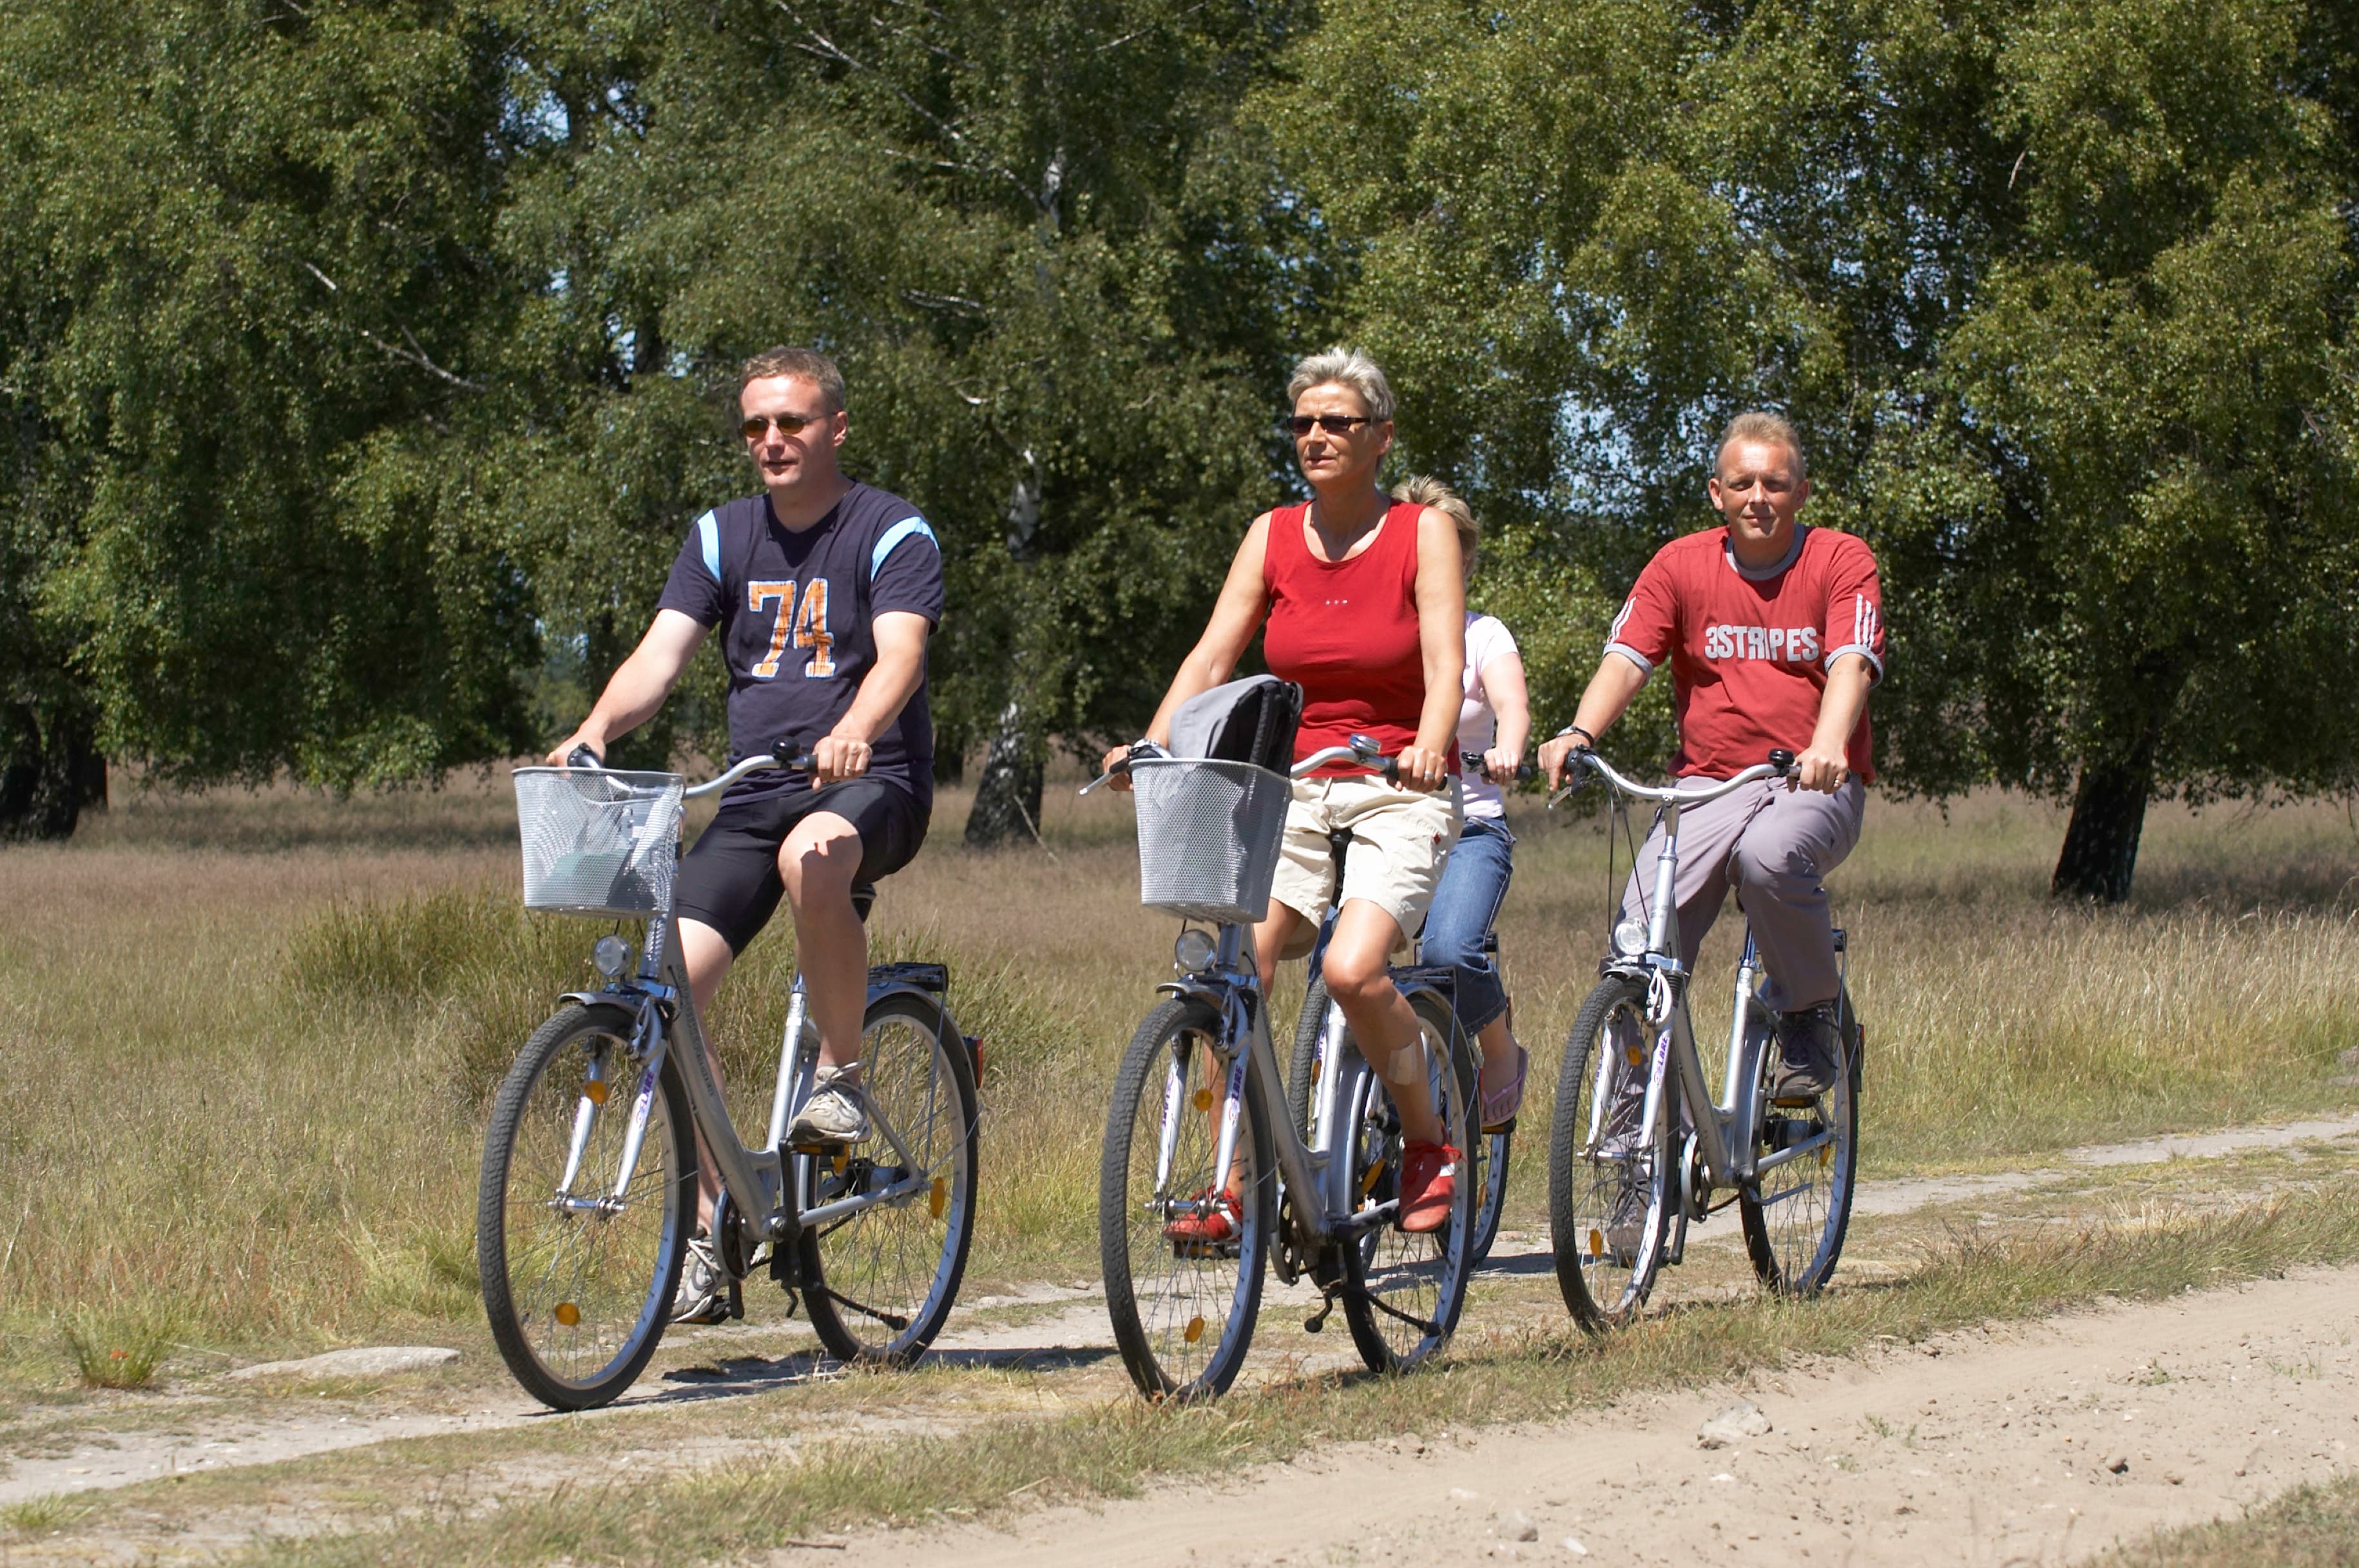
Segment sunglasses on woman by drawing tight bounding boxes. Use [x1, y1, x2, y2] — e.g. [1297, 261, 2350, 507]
[1283, 414, 1375, 437]
[741, 412, 821, 440]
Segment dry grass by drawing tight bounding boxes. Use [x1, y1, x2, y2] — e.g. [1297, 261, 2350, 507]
[2099, 1471, 2359, 1566]
[0, 769, 2354, 1377]
[224, 1176, 2359, 1567]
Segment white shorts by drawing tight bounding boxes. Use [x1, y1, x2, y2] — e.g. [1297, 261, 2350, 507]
[1267, 774, 1464, 956]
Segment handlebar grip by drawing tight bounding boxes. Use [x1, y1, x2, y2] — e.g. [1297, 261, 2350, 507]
[1767, 748, 1796, 776]
[566, 744, 604, 770]
[785, 751, 820, 772]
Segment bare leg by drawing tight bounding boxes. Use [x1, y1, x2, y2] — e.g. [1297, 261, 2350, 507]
[777, 812, 868, 1075]
[1322, 899, 1441, 1145]
[675, 917, 737, 1227]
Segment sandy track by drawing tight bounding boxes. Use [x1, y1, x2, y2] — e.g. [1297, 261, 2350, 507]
[824, 1265, 2359, 1568]
[6, 1114, 2357, 1513]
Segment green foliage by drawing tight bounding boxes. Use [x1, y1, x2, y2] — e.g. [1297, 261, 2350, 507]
[59, 1307, 178, 1389]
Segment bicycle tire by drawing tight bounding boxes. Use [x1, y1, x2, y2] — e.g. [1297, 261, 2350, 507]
[478, 1002, 695, 1411]
[1099, 996, 1273, 1401]
[1471, 1122, 1512, 1266]
[1286, 972, 1327, 1139]
[1740, 991, 1862, 1295]
[1340, 988, 1478, 1374]
[1548, 974, 1673, 1332]
[800, 991, 979, 1365]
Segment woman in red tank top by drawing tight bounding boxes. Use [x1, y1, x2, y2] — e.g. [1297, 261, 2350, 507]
[1104, 347, 1468, 1236]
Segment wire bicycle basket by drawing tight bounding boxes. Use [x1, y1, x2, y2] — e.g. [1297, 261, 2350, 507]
[512, 767, 687, 917]
[1129, 758, 1292, 924]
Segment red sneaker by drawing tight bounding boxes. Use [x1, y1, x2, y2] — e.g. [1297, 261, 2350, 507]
[1164, 1188, 1242, 1247]
[1398, 1141, 1460, 1234]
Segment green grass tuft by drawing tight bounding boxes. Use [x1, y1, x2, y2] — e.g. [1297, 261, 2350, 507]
[59, 1308, 177, 1389]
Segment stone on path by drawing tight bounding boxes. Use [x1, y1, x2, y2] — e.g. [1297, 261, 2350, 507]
[1697, 1400, 1773, 1448]
[229, 1346, 460, 1381]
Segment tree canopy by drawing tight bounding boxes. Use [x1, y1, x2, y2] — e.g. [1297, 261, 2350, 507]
[4, 0, 2355, 898]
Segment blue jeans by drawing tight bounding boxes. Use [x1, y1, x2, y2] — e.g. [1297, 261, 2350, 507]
[1421, 814, 1514, 1035]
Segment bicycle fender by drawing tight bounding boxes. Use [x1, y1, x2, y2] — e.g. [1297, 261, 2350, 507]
[1154, 978, 1229, 1010]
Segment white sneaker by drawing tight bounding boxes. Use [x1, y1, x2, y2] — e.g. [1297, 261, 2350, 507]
[787, 1066, 870, 1145]
[670, 1234, 729, 1325]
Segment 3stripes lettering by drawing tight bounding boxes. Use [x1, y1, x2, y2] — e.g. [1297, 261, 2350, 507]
[1704, 622, 1822, 664]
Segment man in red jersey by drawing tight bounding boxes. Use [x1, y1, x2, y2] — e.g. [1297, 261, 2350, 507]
[1539, 412, 1883, 1096]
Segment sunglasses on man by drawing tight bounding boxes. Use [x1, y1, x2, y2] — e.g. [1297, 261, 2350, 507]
[741, 412, 823, 440]
[1282, 414, 1376, 437]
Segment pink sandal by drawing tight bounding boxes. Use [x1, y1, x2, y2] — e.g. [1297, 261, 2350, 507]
[1481, 1040, 1529, 1131]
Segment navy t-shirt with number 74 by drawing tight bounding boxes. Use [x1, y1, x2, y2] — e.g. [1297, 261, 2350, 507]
[655, 482, 944, 807]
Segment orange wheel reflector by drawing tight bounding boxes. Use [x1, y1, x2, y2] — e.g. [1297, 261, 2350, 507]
[1624, 1046, 1643, 1067]
[1819, 1143, 1832, 1167]
[1588, 1228, 1604, 1259]
[583, 1080, 610, 1105]
[1183, 1315, 1206, 1344]
[1192, 1088, 1215, 1111]
[1361, 1160, 1385, 1196]
[554, 1301, 581, 1326]
[833, 1148, 849, 1174]
[930, 1177, 947, 1219]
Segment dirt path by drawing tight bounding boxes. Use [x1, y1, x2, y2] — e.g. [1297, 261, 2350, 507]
[828, 1265, 2359, 1568]
[6, 1114, 2356, 1515]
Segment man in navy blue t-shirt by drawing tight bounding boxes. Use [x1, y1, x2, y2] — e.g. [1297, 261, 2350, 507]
[548, 345, 943, 1320]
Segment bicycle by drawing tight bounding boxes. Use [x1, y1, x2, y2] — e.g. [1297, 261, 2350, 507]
[1089, 735, 1481, 1401]
[1287, 752, 1534, 1267]
[1546, 747, 1862, 1330]
[476, 752, 981, 1411]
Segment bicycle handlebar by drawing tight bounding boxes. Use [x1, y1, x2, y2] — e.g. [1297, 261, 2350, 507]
[1460, 751, 1537, 784]
[1550, 747, 1794, 808]
[560, 746, 822, 799]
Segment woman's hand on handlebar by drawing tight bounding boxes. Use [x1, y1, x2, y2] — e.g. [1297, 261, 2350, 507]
[1538, 731, 1589, 789]
[1790, 740, 1849, 795]
[546, 728, 606, 769]
[1481, 747, 1527, 784]
[1393, 744, 1450, 792]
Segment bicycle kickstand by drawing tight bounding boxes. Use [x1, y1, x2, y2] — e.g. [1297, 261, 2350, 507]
[1304, 1288, 1341, 1335]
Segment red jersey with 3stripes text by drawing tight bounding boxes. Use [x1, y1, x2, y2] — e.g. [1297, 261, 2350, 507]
[1603, 524, 1886, 782]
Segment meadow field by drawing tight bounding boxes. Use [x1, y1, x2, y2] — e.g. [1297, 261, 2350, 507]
[3, 768, 2356, 1384]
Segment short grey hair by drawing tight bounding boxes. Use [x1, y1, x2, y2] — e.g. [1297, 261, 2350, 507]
[738, 345, 846, 412]
[1715, 410, 1807, 483]
[1286, 346, 1396, 424]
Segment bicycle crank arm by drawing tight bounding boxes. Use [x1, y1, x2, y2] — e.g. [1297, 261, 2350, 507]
[810, 1283, 910, 1332]
[798, 1172, 930, 1230]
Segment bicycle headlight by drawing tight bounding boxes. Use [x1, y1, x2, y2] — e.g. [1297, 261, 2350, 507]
[1173, 928, 1218, 975]
[592, 934, 633, 979]
[1610, 919, 1649, 959]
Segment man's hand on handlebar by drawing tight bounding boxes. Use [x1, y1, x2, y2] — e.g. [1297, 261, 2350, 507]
[811, 731, 874, 787]
[546, 729, 606, 769]
[1537, 731, 1590, 790]
[1789, 740, 1849, 795]
[1098, 742, 1139, 794]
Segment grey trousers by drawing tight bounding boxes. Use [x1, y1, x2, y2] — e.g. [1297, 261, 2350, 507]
[1616, 776, 1865, 1013]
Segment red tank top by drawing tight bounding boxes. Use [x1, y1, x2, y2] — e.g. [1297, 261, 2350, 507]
[1261, 500, 1432, 777]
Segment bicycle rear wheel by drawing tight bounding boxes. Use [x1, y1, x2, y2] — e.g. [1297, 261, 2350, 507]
[1099, 997, 1273, 1401]
[800, 990, 979, 1364]
[1286, 973, 1328, 1138]
[1740, 992, 1862, 1294]
[1548, 975, 1673, 1331]
[1470, 1122, 1512, 1266]
[478, 1002, 695, 1410]
[1340, 988, 1478, 1374]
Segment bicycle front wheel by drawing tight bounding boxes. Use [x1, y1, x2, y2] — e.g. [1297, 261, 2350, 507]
[1470, 1122, 1512, 1267]
[1099, 997, 1273, 1402]
[1740, 992, 1862, 1295]
[799, 990, 979, 1365]
[478, 1002, 695, 1410]
[1340, 988, 1478, 1374]
[1548, 975, 1673, 1332]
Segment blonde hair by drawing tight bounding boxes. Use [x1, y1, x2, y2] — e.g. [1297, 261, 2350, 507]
[738, 345, 846, 412]
[1715, 410, 1807, 482]
[1286, 345, 1396, 424]
[1392, 473, 1478, 574]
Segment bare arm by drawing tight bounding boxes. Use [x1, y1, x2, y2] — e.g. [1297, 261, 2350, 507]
[1537, 652, 1649, 787]
[812, 610, 932, 784]
[1795, 653, 1873, 794]
[1478, 650, 1531, 778]
[546, 609, 709, 765]
[1100, 517, 1273, 789]
[1398, 507, 1467, 792]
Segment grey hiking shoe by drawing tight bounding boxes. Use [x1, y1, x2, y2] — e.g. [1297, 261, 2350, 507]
[1771, 1003, 1843, 1102]
[787, 1066, 870, 1145]
[670, 1234, 729, 1326]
